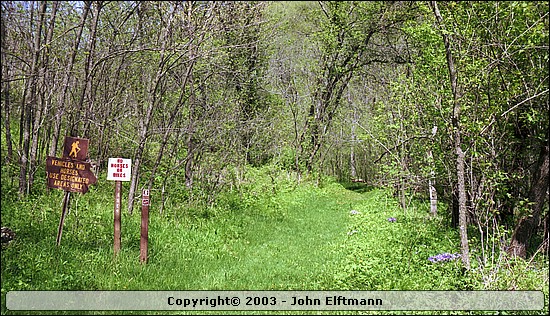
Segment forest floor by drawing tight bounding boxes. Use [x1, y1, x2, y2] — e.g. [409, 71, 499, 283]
[1, 170, 548, 315]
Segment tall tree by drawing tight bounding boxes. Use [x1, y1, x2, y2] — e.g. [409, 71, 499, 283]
[1, 2, 14, 164]
[80, 1, 103, 139]
[302, 1, 415, 173]
[18, 1, 47, 196]
[49, 1, 91, 158]
[430, 1, 470, 269]
[508, 130, 549, 258]
[28, 0, 58, 190]
[127, 1, 177, 214]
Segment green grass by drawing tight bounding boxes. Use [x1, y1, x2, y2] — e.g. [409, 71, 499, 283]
[1, 166, 548, 315]
[333, 188, 466, 291]
[0, 169, 356, 314]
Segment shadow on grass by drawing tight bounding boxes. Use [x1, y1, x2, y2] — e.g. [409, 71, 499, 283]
[339, 181, 376, 194]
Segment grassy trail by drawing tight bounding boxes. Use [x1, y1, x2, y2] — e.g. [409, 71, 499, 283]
[2, 177, 548, 315]
[214, 183, 360, 290]
[1, 181, 365, 293]
[136, 183, 362, 290]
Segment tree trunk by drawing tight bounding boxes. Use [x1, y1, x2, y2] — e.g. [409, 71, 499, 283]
[305, 71, 353, 174]
[128, 4, 175, 214]
[81, 1, 102, 138]
[427, 149, 437, 216]
[455, 144, 470, 269]
[543, 212, 549, 256]
[128, 85, 155, 214]
[147, 82, 187, 191]
[452, 185, 459, 228]
[49, 1, 91, 157]
[185, 3, 197, 190]
[19, 1, 46, 196]
[507, 140, 549, 258]
[29, 1, 58, 189]
[1, 7, 14, 164]
[147, 1, 208, 194]
[350, 99, 358, 179]
[429, 177, 437, 216]
[2, 77, 13, 164]
[431, 1, 470, 269]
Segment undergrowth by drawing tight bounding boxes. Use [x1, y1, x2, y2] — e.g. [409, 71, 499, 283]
[1, 164, 548, 315]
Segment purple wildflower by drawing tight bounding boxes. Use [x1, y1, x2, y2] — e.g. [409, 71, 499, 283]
[387, 217, 397, 222]
[428, 252, 461, 263]
[350, 210, 360, 215]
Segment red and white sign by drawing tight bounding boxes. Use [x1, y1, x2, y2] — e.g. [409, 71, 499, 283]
[142, 189, 150, 206]
[107, 158, 132, 181]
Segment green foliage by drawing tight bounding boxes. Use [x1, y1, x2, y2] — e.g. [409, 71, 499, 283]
[331, 189, 466, 290]
[2, 166, 548, 315]
[1, 1, 549, 315]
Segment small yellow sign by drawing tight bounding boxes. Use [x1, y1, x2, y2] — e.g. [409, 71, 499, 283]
[63, 136, 89, 161]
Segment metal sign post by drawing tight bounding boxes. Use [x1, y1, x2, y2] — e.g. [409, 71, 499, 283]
[140, 189, 150, 264]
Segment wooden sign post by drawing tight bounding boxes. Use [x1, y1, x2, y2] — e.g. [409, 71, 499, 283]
[113, 181, 122, 255]
[140, 189, 150, 264]
[46, 136, 97, 246]
[56, 191, 71, 246]
[107, 158, 131, 256]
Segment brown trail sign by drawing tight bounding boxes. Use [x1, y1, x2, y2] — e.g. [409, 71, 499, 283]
[46, 156, 97, 193]
[47, 136, 98, 246]
[63, 137, 89, 161]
